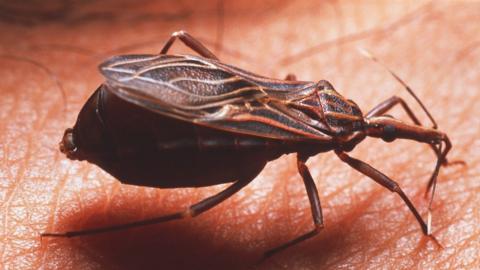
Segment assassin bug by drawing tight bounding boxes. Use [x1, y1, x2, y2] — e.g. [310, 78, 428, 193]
[44, 30, 454, 258]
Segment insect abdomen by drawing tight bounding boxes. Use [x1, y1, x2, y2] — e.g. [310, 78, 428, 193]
[72, 86, 297, 188]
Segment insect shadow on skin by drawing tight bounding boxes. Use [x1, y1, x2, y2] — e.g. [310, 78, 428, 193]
[42, 30, 462, 261]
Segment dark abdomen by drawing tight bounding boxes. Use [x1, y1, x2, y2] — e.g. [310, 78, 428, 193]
[75, 86, 307, 188]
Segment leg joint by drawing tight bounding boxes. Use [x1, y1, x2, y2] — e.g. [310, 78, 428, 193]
[182, 208, 194, 218]
[297, 159, 309, 173]
[335, 150, 349, 162]
[172, 30, 187, 37]
[390, 183, 401, 193]
[314, 223, 324, 232]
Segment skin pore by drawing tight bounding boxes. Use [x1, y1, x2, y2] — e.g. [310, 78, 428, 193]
[0, 0, 478, 269]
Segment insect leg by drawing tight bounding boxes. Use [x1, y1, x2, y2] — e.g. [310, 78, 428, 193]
[263, 153, 324, 258]
[367, 96, 453, 197]
[284, 74, 297, 81]
[367, 96, 464, 163]
[366, 96, 424, 126]
[366, 97, 463, 198]
[42, 178, 252, 238]
[335, 150, 431, 235]
[159, 30, 219, 60]
[359, 48, 438, 129]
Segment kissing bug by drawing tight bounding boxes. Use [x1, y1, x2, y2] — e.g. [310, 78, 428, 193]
[44, 30, 454, 258]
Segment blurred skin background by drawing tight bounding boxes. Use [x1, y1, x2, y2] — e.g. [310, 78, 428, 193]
[0, 0, 478, 269]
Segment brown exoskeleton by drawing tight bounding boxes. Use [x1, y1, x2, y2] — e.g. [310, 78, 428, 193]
[45, 31, 456, 258]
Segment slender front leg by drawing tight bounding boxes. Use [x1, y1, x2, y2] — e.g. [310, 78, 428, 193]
[159, 30, 219, 60]
[335, 150, 431, 235]
[42, 178, 252, 238]
[366, 96, 461, 198]
[264, 153, 324, 258]
[359, 48, 438, 128]
[366, 95, 440, 160]
[366, 95, 424, 126]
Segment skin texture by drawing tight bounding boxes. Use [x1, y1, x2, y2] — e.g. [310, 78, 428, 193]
[0, 0, 478, 269]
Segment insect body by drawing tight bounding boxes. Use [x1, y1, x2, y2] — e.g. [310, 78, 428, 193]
[49, 31, 452, 258]
[62, 53, 362, 188]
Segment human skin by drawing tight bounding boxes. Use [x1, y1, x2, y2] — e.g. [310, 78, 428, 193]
[0, 0, 478, 269]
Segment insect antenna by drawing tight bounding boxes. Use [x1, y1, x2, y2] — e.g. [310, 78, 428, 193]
[357, 48, 438, 129]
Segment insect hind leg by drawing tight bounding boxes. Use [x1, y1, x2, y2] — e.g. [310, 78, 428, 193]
[41, 178, 253, 238]
[159, 30, 219, 60]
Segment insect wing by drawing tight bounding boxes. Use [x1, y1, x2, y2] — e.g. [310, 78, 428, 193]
[100, 54, 331, 141]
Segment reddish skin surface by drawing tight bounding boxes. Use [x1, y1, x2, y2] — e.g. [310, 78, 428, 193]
[0, 1, 478, 269]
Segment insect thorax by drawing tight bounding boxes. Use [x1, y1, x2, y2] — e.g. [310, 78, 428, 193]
[318, 89, 364, 135]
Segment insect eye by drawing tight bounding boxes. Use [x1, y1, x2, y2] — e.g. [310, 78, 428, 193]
[382, 124, 396, 142]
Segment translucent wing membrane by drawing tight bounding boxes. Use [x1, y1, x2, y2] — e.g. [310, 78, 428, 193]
[100, 54, 332, 141]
